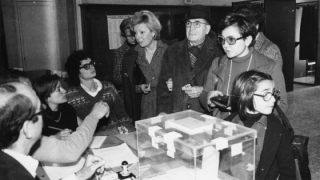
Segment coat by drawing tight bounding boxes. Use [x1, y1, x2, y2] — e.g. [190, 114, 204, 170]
[122, 46, 145, 122]
[0, 151, 35, 180]
[156, 36, 223, 114]
[225, 114, 296, 180]
[200, 48, 287, 118]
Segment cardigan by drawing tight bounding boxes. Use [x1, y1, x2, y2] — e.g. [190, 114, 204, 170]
[200, 48, 287, 119]
[113, 42, 132, 87]
[156, 35, 223, 114]
[224, 114, 296, 180]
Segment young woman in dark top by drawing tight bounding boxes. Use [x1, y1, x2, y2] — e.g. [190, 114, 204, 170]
[33, 74, 78, 139]
[224, 70, 295, 180]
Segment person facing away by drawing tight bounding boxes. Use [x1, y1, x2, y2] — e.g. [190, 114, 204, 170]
[112, 17, 136, 90]
[199, 14, 287, 119]
[156, 4, 223, 115]
[65, 50, 131, 133]
[122, 10, 168, 120]
[222, 70, 295, 180]
[233, 3, 283, 68]
[33, 74, 78, 140]
[0, 73, 110, 165]
[0, 82, 106, 180]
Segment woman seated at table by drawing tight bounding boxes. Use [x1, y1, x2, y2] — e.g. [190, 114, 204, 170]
[65, 50, 131, 134]
[33, 74, 78, 139]
[224, 70, 295, 180]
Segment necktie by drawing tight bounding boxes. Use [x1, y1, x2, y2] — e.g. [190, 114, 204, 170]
[189, 46, 200, 68]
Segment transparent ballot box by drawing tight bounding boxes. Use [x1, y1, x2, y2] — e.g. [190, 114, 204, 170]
[135, 110, 257, 180]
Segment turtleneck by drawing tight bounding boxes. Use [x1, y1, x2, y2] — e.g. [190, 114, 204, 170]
[231, 47, 254, 63]
[243, 112, 262, 128]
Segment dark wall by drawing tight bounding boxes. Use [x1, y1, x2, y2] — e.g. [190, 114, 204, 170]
[0, 0, 8, 74]
[80, 4, 231, 83]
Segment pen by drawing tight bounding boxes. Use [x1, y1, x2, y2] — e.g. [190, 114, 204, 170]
[48, 126, 70, 131]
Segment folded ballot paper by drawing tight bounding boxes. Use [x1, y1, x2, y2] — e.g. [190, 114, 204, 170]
[92, 143, 137, 168]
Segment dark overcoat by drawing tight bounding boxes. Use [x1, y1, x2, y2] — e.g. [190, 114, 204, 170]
[156, 36, 222, 114]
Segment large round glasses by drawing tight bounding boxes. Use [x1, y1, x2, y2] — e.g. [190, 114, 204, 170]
[253, 89, 280, 102]
[185, 21, 208, 28]
[79, 61, 95, 70]
[217, 35, 244, 45]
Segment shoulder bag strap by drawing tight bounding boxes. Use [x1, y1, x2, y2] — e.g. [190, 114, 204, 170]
[276, 105, 295, 133]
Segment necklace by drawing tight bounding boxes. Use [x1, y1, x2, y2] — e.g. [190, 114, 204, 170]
[54, 111, 62, 122]
[226, 54, 253, 95]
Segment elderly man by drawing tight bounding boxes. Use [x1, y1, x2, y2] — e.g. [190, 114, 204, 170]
[157, 5, 222, 114]
[0, 83, 106, 180]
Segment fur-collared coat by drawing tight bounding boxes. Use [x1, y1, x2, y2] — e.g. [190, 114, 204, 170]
[157, 36, 222, 114]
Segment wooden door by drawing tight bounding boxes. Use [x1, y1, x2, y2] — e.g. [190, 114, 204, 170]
[264, 0, 296, 92]
[16, 1, 60, 71]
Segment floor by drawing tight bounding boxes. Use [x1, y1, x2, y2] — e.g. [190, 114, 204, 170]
[287, 85, 320, 179]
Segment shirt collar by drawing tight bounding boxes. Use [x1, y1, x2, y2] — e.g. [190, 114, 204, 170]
[80, 78, 102, 97]
[3, 149, 39, 178]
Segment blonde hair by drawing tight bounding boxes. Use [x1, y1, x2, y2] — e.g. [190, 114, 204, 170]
[131, 10, 162, 40]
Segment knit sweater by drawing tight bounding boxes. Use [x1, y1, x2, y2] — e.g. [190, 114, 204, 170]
[66, 81, 131, 127]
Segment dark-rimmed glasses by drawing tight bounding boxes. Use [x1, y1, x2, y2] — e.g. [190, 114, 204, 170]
[217, 35, 244, 45]
[30, 106, 44, 120]
[185, 21, 208, 28]
[253, 89, 280, 102]
[79, 61, 95, 70]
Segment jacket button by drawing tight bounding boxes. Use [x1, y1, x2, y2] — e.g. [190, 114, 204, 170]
[186, 104, 191, 109]
[124, 73, 128, 77]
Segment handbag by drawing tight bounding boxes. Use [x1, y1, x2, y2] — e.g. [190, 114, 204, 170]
[276, 106, 311, 180]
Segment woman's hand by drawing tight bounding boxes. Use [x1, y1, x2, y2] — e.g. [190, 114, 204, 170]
[75, 154, 105, 180]
[207, 90, 224, 108]
[166, 78, 173, 91]
[55, 129, 72, 140]
[140, 84, 151, 94]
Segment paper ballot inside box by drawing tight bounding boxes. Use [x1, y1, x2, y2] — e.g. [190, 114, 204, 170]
[166, 117, 213, 135]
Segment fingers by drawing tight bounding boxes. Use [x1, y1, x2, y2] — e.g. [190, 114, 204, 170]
[86, 155, 105, 171]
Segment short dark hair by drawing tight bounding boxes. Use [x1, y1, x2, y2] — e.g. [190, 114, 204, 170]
[33, 74, 61, 108]
[120, 17, 133, 37]
[0, 84, 38, 149]
[230, 70, 272, 121]
[218, 13, 257, 47]
[233, 3, 266, 32]
[65, 50, 91, 86]
[0, 69, 28, 85]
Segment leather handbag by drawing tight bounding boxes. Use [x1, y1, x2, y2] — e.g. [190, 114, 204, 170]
[276, 106, 311, 180]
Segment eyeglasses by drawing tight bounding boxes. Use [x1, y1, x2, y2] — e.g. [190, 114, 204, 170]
[79, 61, 95, 70]
[253, 89, 280, 102]
[217, 35, 244, 45]
[185, 21, 208, 28]
[30, 107, 44, 120]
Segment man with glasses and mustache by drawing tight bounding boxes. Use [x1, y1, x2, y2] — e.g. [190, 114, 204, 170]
[0, 82, 107, 180]
[157, 5, 222, 115]
[199, 14, 287, 119]
[65, 50, 131, 134]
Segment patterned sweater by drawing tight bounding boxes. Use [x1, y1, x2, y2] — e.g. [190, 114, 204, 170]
[66, 81, 131, 127]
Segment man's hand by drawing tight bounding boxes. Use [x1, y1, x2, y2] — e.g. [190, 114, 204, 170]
[55, 129, 72, 140]
[207, 90, 223, 108]
[75, 154, 105, 180]
[182, 85, 204, 98]
[89, 101, 110, 119]
[140, 84, 151, 94]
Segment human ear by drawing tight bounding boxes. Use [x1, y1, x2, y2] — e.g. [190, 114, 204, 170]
[244, 36, 253, 47]
[22, 121, 33, 139]
[205, 25, 211, 34]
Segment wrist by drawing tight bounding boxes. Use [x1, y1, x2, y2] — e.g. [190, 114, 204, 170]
[75, 171, 86, 180]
